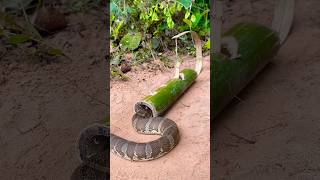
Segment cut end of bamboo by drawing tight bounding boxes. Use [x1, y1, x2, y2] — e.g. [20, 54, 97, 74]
[134, 100, 158, 117]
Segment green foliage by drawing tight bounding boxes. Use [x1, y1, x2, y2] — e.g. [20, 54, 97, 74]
[178, 0, 192, 9]
[0, 10, 70, 60]
[120, 32, 141, 50]
[8, 34, 32, 44]
[111, 0, 209, 42]
[110, 0, 210, 78]
[47, 47, 63, 56]
[204, 39, 210, 49]
[110, 65, 129, 80]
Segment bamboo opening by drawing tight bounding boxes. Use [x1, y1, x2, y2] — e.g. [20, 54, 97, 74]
[134, 101, 157, 117]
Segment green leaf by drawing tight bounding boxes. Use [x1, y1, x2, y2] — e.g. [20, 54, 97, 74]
[183, 18, 192, 27]
[157, 22, 168, 31]
[184, 11, 190, 19]
[177, 4, 182, 11]
[166, 16, 174, 28]
[177, 0, 192, 9]
[8, 34, 31, 44]
[47, 48, 63, 56]
[110, 53, 121, 65]
[110, 2, 119, 15]
[192, 10, 209, 28]
[159, 2, 164, 9]
[204, 39, 210, 49]
[169, 3, 177, 14]
[120, 32, 142, 50]
[112, 20, 124, 39]
[151, 12, 159, 21]
[190, 14, 196, 22]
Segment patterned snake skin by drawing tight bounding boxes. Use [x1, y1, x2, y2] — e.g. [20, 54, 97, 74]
[110, 108, 179, 161]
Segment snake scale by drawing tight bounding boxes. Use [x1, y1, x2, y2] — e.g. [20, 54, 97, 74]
[110, 108, 179, 161]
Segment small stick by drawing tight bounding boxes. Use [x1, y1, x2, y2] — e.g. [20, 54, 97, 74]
[224, 126, 256, 144]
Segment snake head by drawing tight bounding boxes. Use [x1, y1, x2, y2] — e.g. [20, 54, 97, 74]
[135, 105, 153, 118]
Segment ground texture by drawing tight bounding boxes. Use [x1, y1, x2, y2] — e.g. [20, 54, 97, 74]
[213, 0, 320, 179]
[110, 56, 210, 180]
[0, 10, 107, 179]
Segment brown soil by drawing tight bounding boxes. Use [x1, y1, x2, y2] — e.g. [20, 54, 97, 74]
[0, 10, 107, 179]
[213, 0, 320, 179]
[110, 56, 210, 179]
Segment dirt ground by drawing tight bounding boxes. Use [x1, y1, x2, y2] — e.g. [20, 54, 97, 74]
[0, 10, 107, 179]
[213, 0, 320, 179]
[110, 56, 210, 180]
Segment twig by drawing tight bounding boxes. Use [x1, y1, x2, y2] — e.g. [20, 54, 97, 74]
[223, 142, 239, 148]
[253, 122, 287, 137]
[224, 126, 256, 144]
[180, 102, 190, 107]
[20, 2, 42, 40]
[146, 42, 156, 61]
[16, 121, 42, 135]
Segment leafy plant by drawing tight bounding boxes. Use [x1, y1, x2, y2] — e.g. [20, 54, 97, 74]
[0, 8, 71, 60]
[110, 0, 210, 79]
[120, 32, 141, 50]
[111, 0, 210, 42]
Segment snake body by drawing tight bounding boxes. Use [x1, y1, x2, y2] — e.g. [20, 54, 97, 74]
[109, 31, 203, 161]
[110, 108, 179, 161]
[78, 31, 202, 164]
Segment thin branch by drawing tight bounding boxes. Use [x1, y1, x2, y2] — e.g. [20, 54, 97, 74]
[224, 126, 256, 144]
[20, 2, 42, 39]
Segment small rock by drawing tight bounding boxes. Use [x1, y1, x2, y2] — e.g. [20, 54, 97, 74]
[120, 63, 131, 73]
[33, 6, 67, 34]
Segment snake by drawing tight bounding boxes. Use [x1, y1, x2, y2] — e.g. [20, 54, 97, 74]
[109, 31, 203, 161]
[110, 107, 179, 161]
[77, 30, 202, 167]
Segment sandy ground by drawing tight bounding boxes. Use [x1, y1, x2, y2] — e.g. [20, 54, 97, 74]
[110, 56, 210, 180]
[213, 0, 320, 179]
[0, 11, 107, 179]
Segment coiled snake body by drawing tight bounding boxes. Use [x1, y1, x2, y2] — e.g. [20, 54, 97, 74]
[77, 31, 202, 166]
[110, 31, 203, 161]
[110, 108, 179, 161]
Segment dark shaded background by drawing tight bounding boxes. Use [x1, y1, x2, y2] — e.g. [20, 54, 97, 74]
[0, 8, 108, 180]
[212, 0, 320, 179]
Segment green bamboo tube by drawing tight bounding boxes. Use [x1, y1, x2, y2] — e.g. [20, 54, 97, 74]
[212, 22, 280, 118]
[135, 68, 198, 117]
